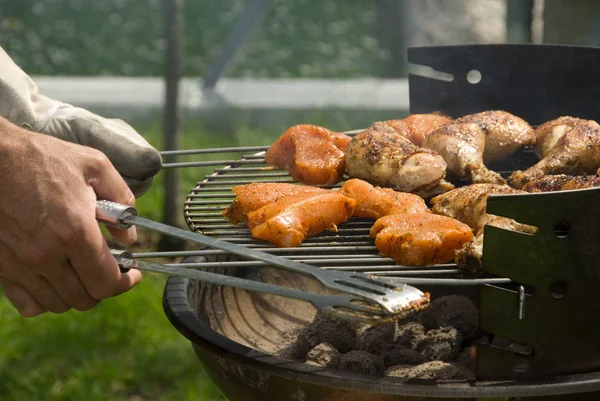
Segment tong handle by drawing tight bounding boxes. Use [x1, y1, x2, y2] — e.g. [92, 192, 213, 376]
[96, 200, 137, 229]
[110, 249, 135, 273]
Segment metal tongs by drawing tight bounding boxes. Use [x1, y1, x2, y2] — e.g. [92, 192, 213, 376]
[96, 200, 430, 322]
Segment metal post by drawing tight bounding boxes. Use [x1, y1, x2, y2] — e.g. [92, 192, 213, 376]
[507, 0, 534, 43]
[159, 0, 186, 251]
[202, 0, 272, 90]
[374, 0, 410, 78]
[586, 1, 600, 46]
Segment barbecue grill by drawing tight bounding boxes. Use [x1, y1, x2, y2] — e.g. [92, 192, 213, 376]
[157, 44, 600, 400]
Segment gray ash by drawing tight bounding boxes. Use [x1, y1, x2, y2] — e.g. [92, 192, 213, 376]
[384, 348, 427, 368]
[397, 361, 475, 380]
[355, 322, 397, 355]
[279, 334, 312, 361]
[395, 321, 427, 350]
[306, 343, 341, 368]
[339, 351, 385, 375]
[305, 313, 358, 353]
[383, 364, 414, 378]
[417, 327, 463, 362]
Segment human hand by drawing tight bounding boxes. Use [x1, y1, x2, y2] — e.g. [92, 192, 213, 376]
[0, 117, 142, 317]
[0, 46, 162, 197]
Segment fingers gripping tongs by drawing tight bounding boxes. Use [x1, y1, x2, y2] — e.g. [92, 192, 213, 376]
[96, 200, 430, 322]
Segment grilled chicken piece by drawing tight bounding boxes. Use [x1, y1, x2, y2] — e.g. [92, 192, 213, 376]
[422, 123, 506, 185]
[346, 123, 454, 198]
[370, 214, 473, 266]
[339, 178, 429, 219]
[533, 116, 586, 158]
[508, 119, 600, 189]
[246, 191, 356, 248]
[455, 110, 535, 163]
[430, 184, 538, 272]
[223, 182, 328, 224]
[384, 113, 453, 146]
[522, 174, 600, 192]
[264, 124, 352, 186]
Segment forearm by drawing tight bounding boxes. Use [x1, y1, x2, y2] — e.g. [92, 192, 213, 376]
[0, 46, 162, 196]
[0, 46, 47, 130]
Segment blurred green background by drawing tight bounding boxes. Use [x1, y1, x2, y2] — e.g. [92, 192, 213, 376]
[2, 0, 600, 400]
[1, 0, 382, 78]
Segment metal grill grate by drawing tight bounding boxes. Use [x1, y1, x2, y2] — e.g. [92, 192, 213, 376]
[157, 143, 515, 286]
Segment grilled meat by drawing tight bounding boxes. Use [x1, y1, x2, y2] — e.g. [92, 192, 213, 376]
[422, 123, 506, 185]
[384, 113, 453, 146]
[370, 214, 473, 266]
[430, 184, 538, 272]
[522, 174, 600, 192]
[246, 190, 356, 248]
[508, 118, 600, 189]
[264, 124, 351, 186]
[454, 110, 535, 163]
[533, 116, 586, 158]
[346, 122, 454, 198]
[223, 182, 328, 224]
[339, 178, 429, 219]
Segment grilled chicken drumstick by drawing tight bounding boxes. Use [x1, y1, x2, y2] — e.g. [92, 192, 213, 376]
[509, 117, 600, 189]
[454, 110, 535, 163]
[384, 113, 453, 146]
[346, 122, 454, 198]
[522, 174, 600, 192]
[422, 123, 506, 185]
[431, 184, 538, 272]
[422, 111, 534, 185]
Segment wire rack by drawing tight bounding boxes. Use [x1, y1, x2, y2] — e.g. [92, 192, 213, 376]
[132, 140, 517, 287]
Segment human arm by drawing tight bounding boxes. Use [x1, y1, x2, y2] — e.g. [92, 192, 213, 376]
[0, 115, 143, 317]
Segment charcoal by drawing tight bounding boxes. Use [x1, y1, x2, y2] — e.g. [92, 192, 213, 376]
[418, 327, 463, 362]
[355, 322, 397, 355]
[395, 321, 427, 350]
[406, 361, 475, 380]
[419, 295, 479, 341]
[339, 351, 385, 375]
[306, 343, 341, 368]
[383, 348, 427, 368]
[305, 313, 357, 353]
[279, 333, 312, 361]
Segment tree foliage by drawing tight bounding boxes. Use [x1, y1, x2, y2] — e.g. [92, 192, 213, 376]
[1, 0, 383, 77]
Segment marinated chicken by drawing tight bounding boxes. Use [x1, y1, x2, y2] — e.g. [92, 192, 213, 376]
[223, 182, 328, 224]
[422, 123, 506, 185]
[370, 214, 473, 266]
[246, 191, 356, 248]
[264, 124, 352, 186]
[384, 113, 453, 146]
[508, 118, 600, 189]
[454, 110, 535, 163]
[346, 122, 454, 198]
[430, 184, 538, 272]
[339, 178, 429, 219]
[522, 174, 600, 192]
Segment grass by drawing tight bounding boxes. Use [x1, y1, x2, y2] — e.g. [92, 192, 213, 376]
[0, 120, 284, 401]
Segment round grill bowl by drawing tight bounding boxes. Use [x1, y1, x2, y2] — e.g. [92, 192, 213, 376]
[162, 258, 600, 401]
